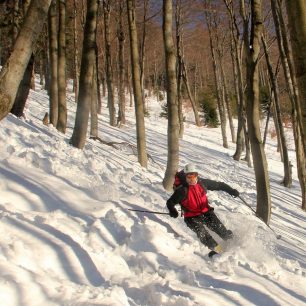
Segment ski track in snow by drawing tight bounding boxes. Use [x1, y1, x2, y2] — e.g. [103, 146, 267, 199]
[0, 81, 305, 305]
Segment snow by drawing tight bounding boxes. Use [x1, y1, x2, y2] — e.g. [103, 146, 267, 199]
[0, 79, 305, 306]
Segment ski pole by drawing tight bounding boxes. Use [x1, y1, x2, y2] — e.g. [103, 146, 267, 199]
[238, 195, 257, 214]
[238, 195, 282, 240]
[127, 208, 170, 215]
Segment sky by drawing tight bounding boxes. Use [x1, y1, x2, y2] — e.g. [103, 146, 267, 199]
[0, 78, 305, 306]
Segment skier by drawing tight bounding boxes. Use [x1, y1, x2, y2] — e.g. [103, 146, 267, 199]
[166, 163, 240, 257]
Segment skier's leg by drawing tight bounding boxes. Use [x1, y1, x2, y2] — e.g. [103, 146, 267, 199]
[184, 215, 218, 249]
[203, 210, 233, 240]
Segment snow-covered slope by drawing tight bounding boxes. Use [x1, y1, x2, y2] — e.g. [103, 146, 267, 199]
[0, 81, 305, 306]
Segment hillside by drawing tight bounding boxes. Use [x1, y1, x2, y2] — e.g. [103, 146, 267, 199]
[0, 81, 305, 306]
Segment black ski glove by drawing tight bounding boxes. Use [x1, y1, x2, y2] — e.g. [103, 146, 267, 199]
[169, 208, 179, 218]
[230, 188, 239, 198]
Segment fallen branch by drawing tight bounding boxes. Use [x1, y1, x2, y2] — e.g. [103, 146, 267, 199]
[89, 136, 157, 163]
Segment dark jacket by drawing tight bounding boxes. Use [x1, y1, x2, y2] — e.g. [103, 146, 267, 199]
[167, 178, 238, 218]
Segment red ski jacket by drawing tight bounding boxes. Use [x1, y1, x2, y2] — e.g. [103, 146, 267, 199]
[181, 183, 209, 217]
[167, 178, 237, 218]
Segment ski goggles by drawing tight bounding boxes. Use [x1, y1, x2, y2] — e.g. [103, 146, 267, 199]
[186, 173, 198, 179]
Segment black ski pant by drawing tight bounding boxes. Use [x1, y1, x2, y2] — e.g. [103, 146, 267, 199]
[184, 210, 232, 250]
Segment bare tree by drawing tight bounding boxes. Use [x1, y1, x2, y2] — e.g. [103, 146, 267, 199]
[103, 0, 116, 126]
[56, 0, 67, 133]
[90, 63, 98, 138]
[175, 0, 201, 127]
[73, 0, 80, 103]
[175, 0, 185, 137]
[10, 0, 34, 118]
[271, 0, 306, 210]
[242, 0, 271, 223]
[213, 17, 236, 143]
[223, 0, 251, 164]
[262, 35, 292, 187]
[127, 0, 148, 167]
[140, 0, 149, 112]
[48, 0, 58, 126]
[162, 0, 180, 191]
[284, 1, 306, 210]
[10, 55, 35, 118]
[285, 0, 306, 156]
[205, 9, 228, 148]
[71, 0, 98, 149]
[116, 0, 126, 125]
[0, 0, 52, 121]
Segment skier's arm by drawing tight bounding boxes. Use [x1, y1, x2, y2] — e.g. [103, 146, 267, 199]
[200, 178, 239, 197]
[166, 187, 186, 218]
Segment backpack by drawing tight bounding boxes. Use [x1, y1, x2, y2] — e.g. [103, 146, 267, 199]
[173, 170, 188, 190]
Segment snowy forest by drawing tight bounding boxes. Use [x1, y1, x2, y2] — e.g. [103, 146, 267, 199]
[0, 0, 305, 305]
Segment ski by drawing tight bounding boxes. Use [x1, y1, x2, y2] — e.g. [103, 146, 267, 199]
[208, 250, 221, 258]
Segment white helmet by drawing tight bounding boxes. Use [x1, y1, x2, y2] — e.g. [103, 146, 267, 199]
[184, 163, 198, 174]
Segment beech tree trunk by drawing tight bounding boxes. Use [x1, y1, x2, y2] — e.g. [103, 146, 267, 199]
[73, 0, 79, 103]
[56, 0, 67, 133]
[140, 0, 148, 112]
[71, 0, 98, 149]
[262, 35, 292, 187]
[10, 55, 34, 117]
[90, 63, 98, 138]
[212, 13, 235, 143]
[182, 60, 201, 127]
[175, 0, 184, 138]
[103, 0, 116, 126]
[117, 0, 126, 125]
[224, 0, 249, 162]
[242, 0, 271, 223]
[285, 0, 306, 156]
[206, 11, 228, 148]
[162, 0, 180, 191]
[48, 0, 58, 126]
[10, 0, 34, 118]
[127, 0, 148, 168]
[219, 55, 236, 143]
[0, 0, 52, 121]
[285, 1, 306, 211]
[271, 0, 306, 210]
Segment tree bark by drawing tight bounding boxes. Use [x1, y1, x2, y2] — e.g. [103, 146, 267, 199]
[243, 0, 271, 223]
[117, 0, 126, 125]
[56, 0, 67, 133]
[262, 35, 292, 187]
[175, 0, 184, 138]
[206, 12, 228, 148]
[285, 1, 306, 210]
[182, 60, 201, 127]
[162, 0, 180, 191]
[73, 0, 79, 103]
[10, 0, 35, 118]
[90, 63, 98, 138]
[10, 54, 34, 117]
[12, 0, 20, 40]
[95, 44, 102, 114]
[0, 0, 52, 121]
[127, 0, 148, 167]
[103, 0, 116, 126]
[140, 0, 149, 113]
[48, 0, 58, 126]
[224, 0, 248, 161]
[271, 0, 306, 210]
[71, 0, 98, 149]
[212, 14, 235, 143]
[285, 0, 306, 156]
[219, 52, 236, 143]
